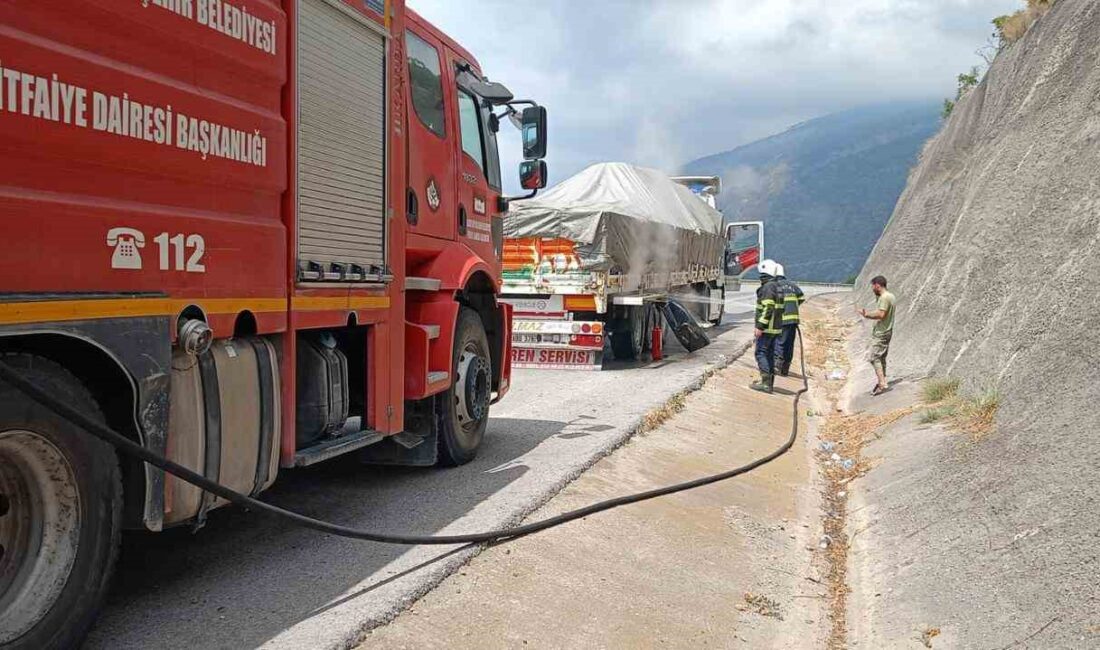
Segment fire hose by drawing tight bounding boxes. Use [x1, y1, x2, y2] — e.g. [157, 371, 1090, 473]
[0, 330, 807, 546]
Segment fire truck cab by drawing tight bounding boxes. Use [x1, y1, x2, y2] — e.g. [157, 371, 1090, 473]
[0, 1, 547, 647]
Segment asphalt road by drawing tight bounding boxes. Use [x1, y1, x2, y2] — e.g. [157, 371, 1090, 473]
[87, 286, 840, 650]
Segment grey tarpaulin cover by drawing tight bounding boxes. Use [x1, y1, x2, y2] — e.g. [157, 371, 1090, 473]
[504, 162, 725, 276]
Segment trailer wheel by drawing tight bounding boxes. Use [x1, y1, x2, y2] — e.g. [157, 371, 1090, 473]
[611, 306, 644, 361]
[437, 308, 492, 466]
[0, 354, 121, 650]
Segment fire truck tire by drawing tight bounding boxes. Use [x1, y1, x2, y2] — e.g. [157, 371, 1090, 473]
[437, 308, 492, 466]
[0, 354, 121, 650]
[611, 306, 644, 361]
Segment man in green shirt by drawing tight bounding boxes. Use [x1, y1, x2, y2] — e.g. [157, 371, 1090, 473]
[858, 275, 895, 396]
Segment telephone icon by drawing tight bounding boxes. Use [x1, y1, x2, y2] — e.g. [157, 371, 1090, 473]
[107, 227, 145, 270]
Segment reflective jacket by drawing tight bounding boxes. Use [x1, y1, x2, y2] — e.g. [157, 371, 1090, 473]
[755, 279, 784, 335]
[775, 276, 805, 325]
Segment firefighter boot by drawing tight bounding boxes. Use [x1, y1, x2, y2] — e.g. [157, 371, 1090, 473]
[750, 373, 774, 394]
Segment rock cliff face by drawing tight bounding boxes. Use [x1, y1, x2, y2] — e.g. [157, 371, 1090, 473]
[854, 0, 1100, 644]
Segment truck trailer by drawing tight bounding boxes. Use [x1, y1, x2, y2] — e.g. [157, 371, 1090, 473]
[501, 164, 758, 369]
[0, 1, 548, 647]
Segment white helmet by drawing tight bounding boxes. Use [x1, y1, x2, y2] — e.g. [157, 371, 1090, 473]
[758, 259, 780, 278]
[775, 263, 785, 277]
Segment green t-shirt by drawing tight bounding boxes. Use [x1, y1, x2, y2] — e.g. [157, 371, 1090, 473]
[873, 290, 895, 337]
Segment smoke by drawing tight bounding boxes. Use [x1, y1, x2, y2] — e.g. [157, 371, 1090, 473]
[624, 220, 681, 291]
[718, 163, 790, 218]
[722, 163, 790, 199]
[631, 115, 685, 173]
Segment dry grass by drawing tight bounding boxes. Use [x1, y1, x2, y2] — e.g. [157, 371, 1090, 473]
[640, 392, 687, 432]
[802, 303, 915, 650]
[918, 405, 955, 424]
[636, 356, 733, 434]
[740, 592, 784, 621]
[922, 377, 960, 404]
[955, 389, 1001, 441]
[817, 405, 915, 650]
[800, 319, 832, 368]
[918, 377, 1000, 441]
[995, 0, 1058, 45]
[822, 408, 915, 449]
[918, 626, 942, 648]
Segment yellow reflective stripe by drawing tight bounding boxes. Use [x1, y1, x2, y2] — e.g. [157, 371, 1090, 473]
[0, 297, 288, 326]
[291, 296, 391, 311]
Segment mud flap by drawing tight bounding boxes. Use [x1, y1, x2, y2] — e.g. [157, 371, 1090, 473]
[659, 300, 711, 353]
[358, 397, 440, 467]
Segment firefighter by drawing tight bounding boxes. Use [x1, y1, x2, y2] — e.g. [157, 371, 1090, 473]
[750, 259, 785, 394]
[772, 263, 805, 377]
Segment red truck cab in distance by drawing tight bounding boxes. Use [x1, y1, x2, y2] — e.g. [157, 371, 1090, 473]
[0, 1, 547, 647]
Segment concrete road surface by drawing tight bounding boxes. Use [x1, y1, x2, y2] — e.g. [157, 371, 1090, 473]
[88, 286, 843, 650]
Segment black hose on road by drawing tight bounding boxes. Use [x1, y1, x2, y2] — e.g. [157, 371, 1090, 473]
[0, 331, 808, 546]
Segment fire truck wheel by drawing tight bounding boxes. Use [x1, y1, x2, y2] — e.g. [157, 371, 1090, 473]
[437, 308, 492, 466]
[0, 354, 122, 650]
[611, 306, 645, 361]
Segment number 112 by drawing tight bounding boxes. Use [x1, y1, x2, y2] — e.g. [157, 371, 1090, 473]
[153, 233, 206, 273]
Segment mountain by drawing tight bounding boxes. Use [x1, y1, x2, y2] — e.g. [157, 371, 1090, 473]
[682, 102, 942, 282]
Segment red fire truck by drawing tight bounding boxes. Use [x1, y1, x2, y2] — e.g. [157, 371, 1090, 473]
[0, 1, 547, 647]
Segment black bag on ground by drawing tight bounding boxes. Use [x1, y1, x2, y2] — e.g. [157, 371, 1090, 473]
[659, 300, 711, 353]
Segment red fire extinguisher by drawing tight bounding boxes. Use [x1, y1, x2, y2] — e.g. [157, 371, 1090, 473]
[652, 322, 663, 361]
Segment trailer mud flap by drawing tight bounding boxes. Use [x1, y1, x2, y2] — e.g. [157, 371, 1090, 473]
[660, 300, 711, 353]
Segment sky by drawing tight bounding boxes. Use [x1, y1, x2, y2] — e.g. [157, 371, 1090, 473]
[410, 0, 1022, 193]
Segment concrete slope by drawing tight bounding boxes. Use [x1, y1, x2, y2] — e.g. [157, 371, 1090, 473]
[853, 0, 1100, 645]
[362, 350, 824, 649]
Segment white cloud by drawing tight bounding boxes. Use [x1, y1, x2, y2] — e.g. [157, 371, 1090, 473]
[409, 0, 1022, 191]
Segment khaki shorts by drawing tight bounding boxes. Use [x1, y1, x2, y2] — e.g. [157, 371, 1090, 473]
[868, 332, 892, 364]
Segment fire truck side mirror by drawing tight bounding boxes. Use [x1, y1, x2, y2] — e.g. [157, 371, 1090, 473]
[521, 106, 548, 160]
[519, 160, 548, 191]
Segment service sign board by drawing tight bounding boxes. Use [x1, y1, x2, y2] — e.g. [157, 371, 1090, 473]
[511, 347, 601, 371]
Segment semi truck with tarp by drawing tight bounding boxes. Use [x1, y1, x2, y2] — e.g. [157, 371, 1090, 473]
[0, 1, 549, 647]
[501, 163, 755, 370]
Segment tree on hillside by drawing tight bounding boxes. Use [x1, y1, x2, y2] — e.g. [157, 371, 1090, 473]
[942, 67, 982, 119]
[947, 0, 1061, 119]
[994, 0, 1059, 48]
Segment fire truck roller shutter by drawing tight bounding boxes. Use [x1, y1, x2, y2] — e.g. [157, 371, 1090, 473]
[297, 0, 387, 277]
